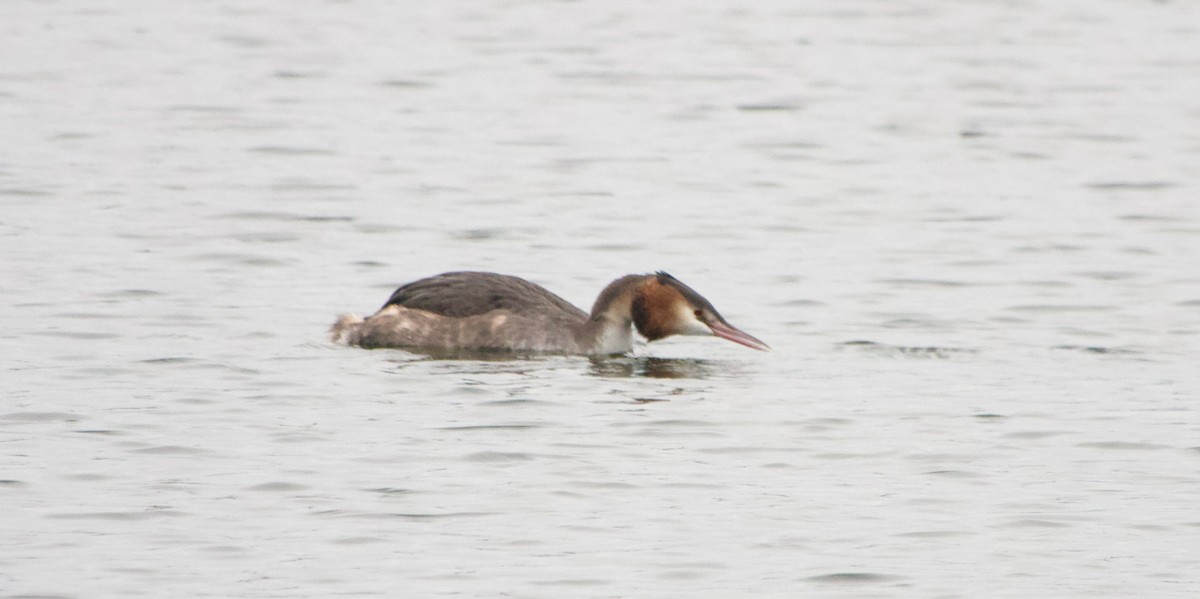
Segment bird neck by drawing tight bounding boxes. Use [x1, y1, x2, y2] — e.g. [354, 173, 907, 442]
[577, 274, 651, 354]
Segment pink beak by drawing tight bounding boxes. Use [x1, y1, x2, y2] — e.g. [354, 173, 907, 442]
[708, 320, 771, 352]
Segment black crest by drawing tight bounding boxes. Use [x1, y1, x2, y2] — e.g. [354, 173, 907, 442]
[654, 271, 720, 316]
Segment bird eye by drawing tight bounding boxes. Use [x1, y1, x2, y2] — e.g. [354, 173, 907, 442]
[694, 309, 703, 318]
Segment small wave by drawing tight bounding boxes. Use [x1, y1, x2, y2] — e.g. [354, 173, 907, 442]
[130, 445, 206, 455]
[877, 278, 977, 288]
[246, 482, 309, 492]
[439, 423, 543, 431]
[1007, 304, 1117, 313]
[1088, 181, 1178, 191]
[804, 572, 906, 584]
[46, 510, 185, 521]
[1, 411, 84, 422]
[840, 340, 975, 359]
[1053, 345, 1141, 356]
[1077, 441, 1169, 451]
[464, 451, 535, 462]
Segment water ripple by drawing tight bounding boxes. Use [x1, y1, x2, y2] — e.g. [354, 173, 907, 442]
[804, 572, 907, 584]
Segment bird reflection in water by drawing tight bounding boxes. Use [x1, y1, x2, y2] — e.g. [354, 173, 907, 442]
[587, 356, 718, 379]
[380, 351, 724, 381]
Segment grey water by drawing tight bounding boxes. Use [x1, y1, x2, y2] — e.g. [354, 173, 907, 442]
[2, 1, 1199, 597]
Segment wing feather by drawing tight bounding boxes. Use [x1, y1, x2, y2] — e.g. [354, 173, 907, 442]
[381, 272, 588, 319]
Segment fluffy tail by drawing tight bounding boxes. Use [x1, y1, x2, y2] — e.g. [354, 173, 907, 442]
[329, 313, 364, 345]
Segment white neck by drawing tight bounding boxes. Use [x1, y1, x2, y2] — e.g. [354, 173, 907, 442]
[585, 317, 634, 355]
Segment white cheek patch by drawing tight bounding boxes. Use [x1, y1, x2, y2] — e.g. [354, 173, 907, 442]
[676, 305, 713, 336]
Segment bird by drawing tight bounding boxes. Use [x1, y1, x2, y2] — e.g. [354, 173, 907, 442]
[330, 271, 769, 355]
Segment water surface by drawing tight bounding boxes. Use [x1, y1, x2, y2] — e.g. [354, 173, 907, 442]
[2, 1, 1198, 597]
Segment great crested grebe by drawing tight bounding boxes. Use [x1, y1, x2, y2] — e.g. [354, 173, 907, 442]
[330, 271, 769, 355]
